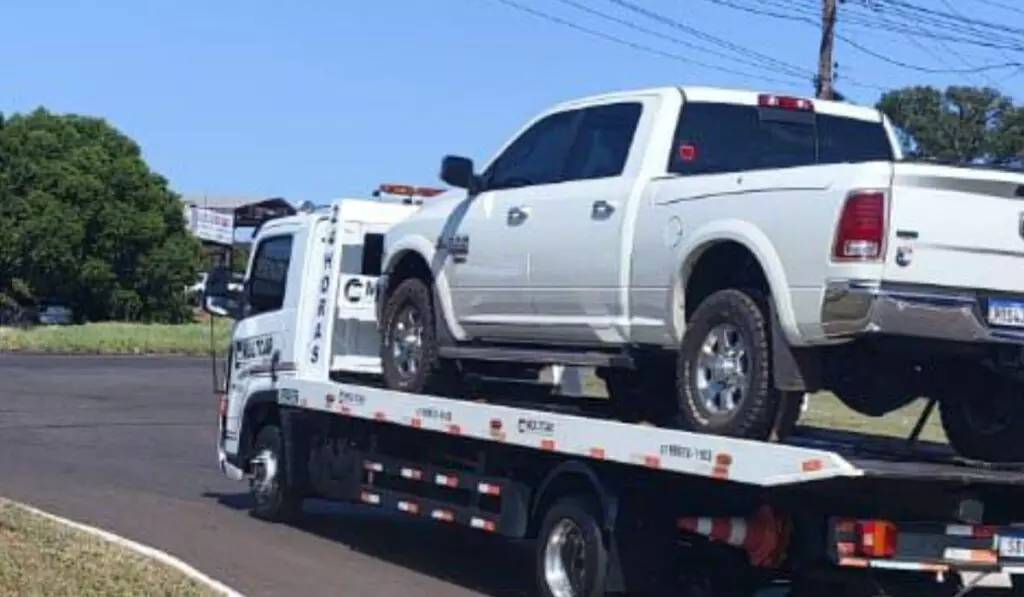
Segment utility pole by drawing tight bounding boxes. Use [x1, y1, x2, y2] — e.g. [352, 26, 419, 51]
[817, 0, 837, 99]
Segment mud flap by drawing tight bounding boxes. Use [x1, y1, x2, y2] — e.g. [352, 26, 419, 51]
[770, 302, 821, 393]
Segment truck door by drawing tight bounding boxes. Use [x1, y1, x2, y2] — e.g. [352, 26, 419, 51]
[222, 221, 308, 456]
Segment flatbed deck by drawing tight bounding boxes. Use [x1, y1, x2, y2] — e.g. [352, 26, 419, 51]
[284, 377, 1024, 489]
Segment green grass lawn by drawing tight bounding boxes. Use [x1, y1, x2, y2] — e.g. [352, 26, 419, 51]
[0, 499, 220, 597]
[0, 320, 231, 356]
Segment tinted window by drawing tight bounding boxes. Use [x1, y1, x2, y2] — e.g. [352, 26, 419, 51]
[565, 102, 643, 181]
[485, 110, 578, 190]
[667, 102, 893, 175]
[247, 234, 293, 315]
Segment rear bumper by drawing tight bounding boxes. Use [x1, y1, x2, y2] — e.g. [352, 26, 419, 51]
[820, 280, 1024, 345]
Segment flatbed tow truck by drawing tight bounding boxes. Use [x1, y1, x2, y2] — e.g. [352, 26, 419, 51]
[204, 185, 1024, 597]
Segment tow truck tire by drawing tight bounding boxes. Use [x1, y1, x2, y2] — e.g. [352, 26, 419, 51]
[535, 496, 609, 597]
[380, 276, 457, 396]
[676, 289, 776, 441]
[249, 424, 303, 522]
[936, 365, 1024, 463]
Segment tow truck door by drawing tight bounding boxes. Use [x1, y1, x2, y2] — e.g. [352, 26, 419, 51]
[222, 218, 309, 456]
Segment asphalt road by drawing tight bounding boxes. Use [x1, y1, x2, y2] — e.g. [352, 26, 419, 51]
[0, 354, 533, 597]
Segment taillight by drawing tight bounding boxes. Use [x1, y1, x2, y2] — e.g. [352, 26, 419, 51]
[758, 93, 814, 111]
[832, 191, 886, 261]
[836, 518, 898, 558]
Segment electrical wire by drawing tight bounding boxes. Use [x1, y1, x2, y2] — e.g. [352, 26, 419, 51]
[485, 0, 807, 87]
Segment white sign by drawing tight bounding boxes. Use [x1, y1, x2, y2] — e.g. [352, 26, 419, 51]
[185, 205, 234, 246]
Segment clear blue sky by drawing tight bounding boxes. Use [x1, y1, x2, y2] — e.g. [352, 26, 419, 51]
[2, 0, 1021, 205]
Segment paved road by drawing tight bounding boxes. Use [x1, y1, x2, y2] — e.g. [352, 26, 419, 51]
[0, 355, 532, 597]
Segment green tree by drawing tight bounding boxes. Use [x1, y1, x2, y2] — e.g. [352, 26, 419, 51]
[876, 85, 1024, 164]
[0, 107, 202, 323]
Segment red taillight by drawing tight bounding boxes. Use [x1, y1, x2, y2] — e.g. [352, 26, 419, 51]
[856, 520, 898, 558]
[832, 191, 886, 261]
[758, 93, 814, 111]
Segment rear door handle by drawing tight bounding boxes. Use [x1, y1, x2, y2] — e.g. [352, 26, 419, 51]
[591, 200, 616, 219]
[507, 206, 530, 225]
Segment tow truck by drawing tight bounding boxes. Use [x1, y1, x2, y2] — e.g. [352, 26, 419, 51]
[203, 183, 1024, 597]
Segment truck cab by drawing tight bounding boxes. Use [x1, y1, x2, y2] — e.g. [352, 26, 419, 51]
[204, 185, 434, 477]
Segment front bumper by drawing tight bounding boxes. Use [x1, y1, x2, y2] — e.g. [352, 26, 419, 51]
[218, 447, 245, 482]
[820, 280, 1024, 345]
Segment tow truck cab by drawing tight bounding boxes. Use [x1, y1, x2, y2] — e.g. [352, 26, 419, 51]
[208, 184, 439, 474]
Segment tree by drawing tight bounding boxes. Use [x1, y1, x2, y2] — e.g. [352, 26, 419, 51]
[876, 85, 1024, 164]
[0, 108, 203, 323]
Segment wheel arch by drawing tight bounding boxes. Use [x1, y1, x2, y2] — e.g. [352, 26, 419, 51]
[670, 222, 800, 345]
[381, 238, 466, 342]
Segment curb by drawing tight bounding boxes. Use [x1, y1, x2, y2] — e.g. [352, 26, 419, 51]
[4, 499, 246, 597]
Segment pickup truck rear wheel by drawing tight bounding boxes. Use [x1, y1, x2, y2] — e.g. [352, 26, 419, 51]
[676, 289, 776, 441]
[936, 364, 1024, 463]
[380, 277, 459, 396]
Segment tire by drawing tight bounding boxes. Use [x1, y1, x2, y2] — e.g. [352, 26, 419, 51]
[676, 289, 778, 440]
[534, 496, 609, 597]
[379, 276, 457, 395]
[249, 424, 303, 522]
[937, 364, 1024, 463]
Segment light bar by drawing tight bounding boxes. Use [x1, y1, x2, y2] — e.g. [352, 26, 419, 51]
[377, 183, 446, 198]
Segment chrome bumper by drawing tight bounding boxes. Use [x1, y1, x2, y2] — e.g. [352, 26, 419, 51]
[820, 280, 1024, 345]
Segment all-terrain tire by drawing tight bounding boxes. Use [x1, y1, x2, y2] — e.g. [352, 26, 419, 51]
[936, 364, 1024, 463]
[676, 289, 778, 441]
[380, 276, 458, 395]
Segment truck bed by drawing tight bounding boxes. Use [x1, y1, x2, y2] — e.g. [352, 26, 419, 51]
[282, 377, 1024, 489]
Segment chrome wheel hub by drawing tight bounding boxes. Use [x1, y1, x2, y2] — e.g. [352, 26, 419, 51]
[391, 306, 424, 378]
[543, 519, 587, 597]
[250, 448, 278, 503]
[695, 323, 749, 415]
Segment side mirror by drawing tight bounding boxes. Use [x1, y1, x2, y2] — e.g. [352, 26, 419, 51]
[440, 155, 476, 189]
[201, 266, 242, 319]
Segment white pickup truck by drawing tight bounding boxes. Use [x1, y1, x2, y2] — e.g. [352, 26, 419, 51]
[377, 85, 1024, 463]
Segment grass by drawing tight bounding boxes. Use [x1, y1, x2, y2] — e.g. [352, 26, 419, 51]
[0, 320, 231, 356]
[580, 372, 948, 444]
[0, 499, 220, 597]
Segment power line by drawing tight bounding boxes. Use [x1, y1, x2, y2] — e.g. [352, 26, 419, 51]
[705, 0, 1023, 74]
[971, 0, 1024, 16]
[485, 0, 807, 87]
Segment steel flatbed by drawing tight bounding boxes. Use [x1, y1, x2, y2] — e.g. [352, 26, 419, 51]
[281, 377, 1024, 489]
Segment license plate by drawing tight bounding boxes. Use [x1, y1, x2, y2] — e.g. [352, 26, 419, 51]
[998, 534, 1024, 558]
[987, 299, 1024, 328]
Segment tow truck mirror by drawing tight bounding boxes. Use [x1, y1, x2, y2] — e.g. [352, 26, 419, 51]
[201, 265, 242, 319]
[440, 155, 476, 189]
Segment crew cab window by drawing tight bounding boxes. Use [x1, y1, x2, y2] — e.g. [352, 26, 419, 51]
[484, 109, 578, 191]
[247, 234, 293, 315]
[667, 102, 894, 175]
[565, 102, 643, 181]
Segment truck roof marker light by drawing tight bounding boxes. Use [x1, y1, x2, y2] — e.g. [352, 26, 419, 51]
[758, 93, 814, 111]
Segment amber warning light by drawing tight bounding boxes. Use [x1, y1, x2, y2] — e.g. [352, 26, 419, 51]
[376, 183, 447, 198]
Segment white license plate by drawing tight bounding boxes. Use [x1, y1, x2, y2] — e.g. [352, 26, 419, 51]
[998, 534, 1024, 558]
[988, 300, 1024, 328]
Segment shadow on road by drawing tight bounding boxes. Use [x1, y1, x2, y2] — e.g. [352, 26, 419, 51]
[204, 491, 533, 597]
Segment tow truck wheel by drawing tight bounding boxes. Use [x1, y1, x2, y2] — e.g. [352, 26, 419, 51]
[936, 364, 1024, 463]
[380, 277, 458, 396]
[676, 288, 776, 441]
[249, 424, 303, 522]
[535, 496, 609, 597]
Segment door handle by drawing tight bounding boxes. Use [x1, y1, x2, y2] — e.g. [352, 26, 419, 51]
[591, 200, 616, 219]
[507, 206, 529, 225]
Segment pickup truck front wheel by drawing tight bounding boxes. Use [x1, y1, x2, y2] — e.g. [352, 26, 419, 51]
[676, 289, 776, 441]
[380, 277, 459, 396]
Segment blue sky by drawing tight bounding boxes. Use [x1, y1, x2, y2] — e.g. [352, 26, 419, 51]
[2, 0, 1022, 205]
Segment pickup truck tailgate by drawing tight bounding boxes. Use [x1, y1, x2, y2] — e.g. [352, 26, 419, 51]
[883, 163, 1024, 308]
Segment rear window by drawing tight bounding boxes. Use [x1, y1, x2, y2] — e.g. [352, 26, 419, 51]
[667, 102, 893, 176]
